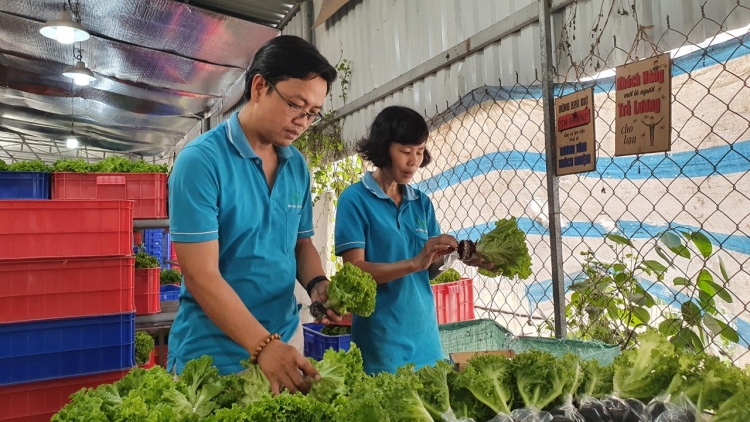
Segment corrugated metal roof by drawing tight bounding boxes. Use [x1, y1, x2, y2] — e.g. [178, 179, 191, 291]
[186, 0, 300, 29]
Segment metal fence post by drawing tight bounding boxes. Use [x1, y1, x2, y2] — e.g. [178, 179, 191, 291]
[538, 0, 567, 338]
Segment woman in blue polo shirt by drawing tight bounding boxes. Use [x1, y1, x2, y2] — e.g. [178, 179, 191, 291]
[335, 106, 491, 375]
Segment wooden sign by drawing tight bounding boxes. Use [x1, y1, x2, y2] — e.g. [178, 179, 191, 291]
[615, 53, 672, 156]
[555, 87, 596, 176]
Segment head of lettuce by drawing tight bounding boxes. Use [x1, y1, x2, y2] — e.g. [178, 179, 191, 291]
[457, 217, 532, 279]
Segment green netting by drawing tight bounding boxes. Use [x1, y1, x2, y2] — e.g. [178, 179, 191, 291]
[509, 336, 621, 366]
[437, 319, 514, 359]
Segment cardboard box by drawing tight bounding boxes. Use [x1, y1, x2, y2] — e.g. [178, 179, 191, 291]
[449, 350, 515, 372]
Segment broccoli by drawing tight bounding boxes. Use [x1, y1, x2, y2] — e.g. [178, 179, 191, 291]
[326, 262, 377, 317]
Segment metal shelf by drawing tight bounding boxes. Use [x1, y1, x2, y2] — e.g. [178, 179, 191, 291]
[133, 219, 170, 229]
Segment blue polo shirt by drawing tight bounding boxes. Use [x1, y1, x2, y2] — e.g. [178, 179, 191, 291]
[167, 111, 314, 375]
[334, 172, 444, 374]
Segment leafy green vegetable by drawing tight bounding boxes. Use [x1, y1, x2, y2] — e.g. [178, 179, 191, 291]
[452, 352, 515, 416]
[577, 358, 615, 400]
[135, 250, 160, 269]
[327, 262, 377, 317]
[430, 268, 462, 285]
[472, 217, 532, 279]
[135, 331, 155, 365]
[415, 360, 456, 420]
[161, 268, 182, 285]
[308, 344, 364, 404]
[321, 325, 351, 336]
[131, 159, 169, 173]
[612, 329, 680, 401]
[92, 156, 135, 173]
[0, 160, 8, 171]
[164, 355, 226, 418]
[52, 159, 93, 173]
[7, 160, 52, 172]
[246, 392, 340, 421]
[511, 349, 572, 410]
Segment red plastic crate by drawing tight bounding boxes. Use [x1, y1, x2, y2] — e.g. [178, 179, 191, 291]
[0, 369, 129, 422]
[0, 256, 135, 324]
[432, 278, 475, 324]
[0, 200, 133, 260]
[134, 268, 160, 315]
[52, 172, 167, 219]
[170, 241, 180, 271]
[139, 350, 155, 369]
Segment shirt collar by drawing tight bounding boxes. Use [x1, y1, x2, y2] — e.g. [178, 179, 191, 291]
[362, 171, 419, 201]
[225, 111, 293, 160]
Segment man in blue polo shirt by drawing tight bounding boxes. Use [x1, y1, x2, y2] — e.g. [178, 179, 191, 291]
[168, 35, 340, 395]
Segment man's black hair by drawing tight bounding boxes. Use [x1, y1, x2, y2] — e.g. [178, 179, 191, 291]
[356, 106, 432, 168]
[244, 35, 337, 100]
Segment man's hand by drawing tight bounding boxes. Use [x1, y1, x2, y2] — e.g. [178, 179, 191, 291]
[256, 340, 320, 395]
[310, 280, 343, 324]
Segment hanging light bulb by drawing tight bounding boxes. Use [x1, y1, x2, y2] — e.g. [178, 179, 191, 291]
[66, 135, 79, 148]
[63, 61, 96, 86]
[40, 11, 90, 44]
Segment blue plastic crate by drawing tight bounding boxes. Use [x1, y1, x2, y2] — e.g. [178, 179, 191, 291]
[136, 229, 171, 269]
[160, 284, 180, 301]
[0, 313, 136, 386]
[302, 323, 351, 361]
[0, 172, 50, 199]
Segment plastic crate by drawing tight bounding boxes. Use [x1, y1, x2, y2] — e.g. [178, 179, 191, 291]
[0, 172, 50, 200]
[134, 268, 160, 315]
[139, 350, 155, 369]
[508, 336, 621, 366]
[160, 284, 180, 302]
[137, 229, 171, 268]
[438, 319, 515, 360]
[303, 323, 351, 361]
[51, 172, 167, 219]
[0, 256, 135, 324]
[0, 200, 133, 260]
[0, 369, 129, 422]
[0, 313, 136, 386]
[432, 278, 474, 324]
[170, 240, 180, 271]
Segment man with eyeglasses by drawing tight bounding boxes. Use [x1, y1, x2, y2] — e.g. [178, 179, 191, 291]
[167, 35, 341, 395]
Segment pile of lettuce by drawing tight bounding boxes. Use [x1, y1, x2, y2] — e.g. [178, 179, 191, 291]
[53, 331, 750, 422]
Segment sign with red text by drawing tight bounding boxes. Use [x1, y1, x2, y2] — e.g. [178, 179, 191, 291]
[615, 53, 672, 156]
[555, 87, 596, 175]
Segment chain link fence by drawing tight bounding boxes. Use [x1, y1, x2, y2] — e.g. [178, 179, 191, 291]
[404, 1, 750, 366]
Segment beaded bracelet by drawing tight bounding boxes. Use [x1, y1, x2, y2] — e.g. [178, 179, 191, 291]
[250, 333, 280, 364]
[305, 275, 329, 297]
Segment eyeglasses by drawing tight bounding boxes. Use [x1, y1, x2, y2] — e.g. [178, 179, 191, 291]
[267, 82, 324, 126]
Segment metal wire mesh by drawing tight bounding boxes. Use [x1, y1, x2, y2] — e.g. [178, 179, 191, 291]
[410, 1, 750, 366]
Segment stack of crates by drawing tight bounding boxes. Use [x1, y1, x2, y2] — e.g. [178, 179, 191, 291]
[0, 200, 137, 422]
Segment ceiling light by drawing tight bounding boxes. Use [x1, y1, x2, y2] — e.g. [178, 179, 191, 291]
[40, 11, 90, 44]
[63, 61, 96, 86]
[66, 135, 79, 149]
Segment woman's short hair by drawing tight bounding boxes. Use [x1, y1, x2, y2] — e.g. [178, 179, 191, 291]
[356, 106, 432, 168]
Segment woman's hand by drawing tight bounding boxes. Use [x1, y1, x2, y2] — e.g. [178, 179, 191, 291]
[412, 234, 458, 271]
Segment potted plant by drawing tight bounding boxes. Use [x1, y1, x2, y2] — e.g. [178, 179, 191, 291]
[134, 250, 161, 315]
[135, 331, 156, 369]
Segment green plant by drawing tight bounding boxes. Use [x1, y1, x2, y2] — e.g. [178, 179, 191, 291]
[430, 268, 462, 285]
[160, 268, 182, 285]
[135, 250, 160, 269]
[7, 160, 52, 172]
[52, 158, 93, 172]
[293, 59, 363, 203]
[327, 262, 377, 317]
[567, 229, 739, 353]
[0, 160, 8, 171]
[135, 331, 155, 365]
